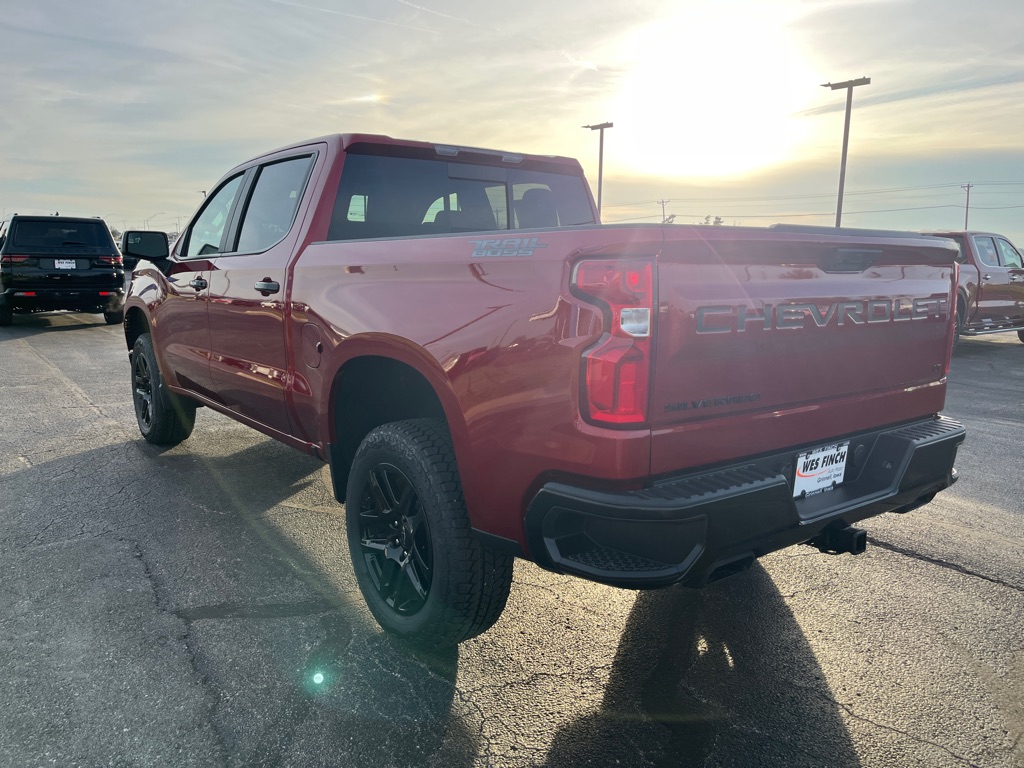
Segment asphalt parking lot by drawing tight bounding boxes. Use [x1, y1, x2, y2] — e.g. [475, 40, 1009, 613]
[1, 312, 1021, 768]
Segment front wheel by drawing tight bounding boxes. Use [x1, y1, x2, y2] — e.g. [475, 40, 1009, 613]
[131, 333, 196, 445]
[1017, 330, 1024, 344]
[346, 418, 513, 648]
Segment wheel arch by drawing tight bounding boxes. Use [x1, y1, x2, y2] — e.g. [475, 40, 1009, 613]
[326, 341, 468, 504]
[124, 305, 150, 353]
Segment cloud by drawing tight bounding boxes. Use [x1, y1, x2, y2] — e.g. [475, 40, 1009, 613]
[802, 70, 1024, 116]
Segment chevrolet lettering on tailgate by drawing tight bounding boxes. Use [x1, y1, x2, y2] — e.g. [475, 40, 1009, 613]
[695, 297, 949, 334]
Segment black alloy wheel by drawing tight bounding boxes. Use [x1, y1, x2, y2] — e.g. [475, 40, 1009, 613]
[345, 419, 513, 647]
[357, 463, 433, 615]
[131, 333, 195, 445]
[133, 348, 156, 431]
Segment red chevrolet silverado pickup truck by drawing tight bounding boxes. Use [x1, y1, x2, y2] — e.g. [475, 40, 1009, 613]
[122, 133, 966, 647]
[921, 230, 1024, 343]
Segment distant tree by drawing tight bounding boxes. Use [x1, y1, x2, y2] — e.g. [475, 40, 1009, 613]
[110, 228, 122, 241]
[713, 216, 723, 226]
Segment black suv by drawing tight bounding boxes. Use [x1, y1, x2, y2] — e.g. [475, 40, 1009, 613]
[0, 215, 125, 326]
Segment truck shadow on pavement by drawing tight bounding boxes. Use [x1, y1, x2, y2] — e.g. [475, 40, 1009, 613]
[544, 566, 862, 768]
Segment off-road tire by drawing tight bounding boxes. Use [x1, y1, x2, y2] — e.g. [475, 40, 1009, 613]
[346, 418, 513, 648]
[131, 333, 196, 445]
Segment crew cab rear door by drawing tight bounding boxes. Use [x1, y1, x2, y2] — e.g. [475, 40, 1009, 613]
[993, 236, 1024, 322]
[205, 148, 320, 437]
[968, 235, 1019, 322]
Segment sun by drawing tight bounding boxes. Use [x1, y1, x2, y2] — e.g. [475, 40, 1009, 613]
[607, 3, 818, 179]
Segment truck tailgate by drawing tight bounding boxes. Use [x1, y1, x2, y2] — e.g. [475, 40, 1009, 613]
[650, 226, 958, 475]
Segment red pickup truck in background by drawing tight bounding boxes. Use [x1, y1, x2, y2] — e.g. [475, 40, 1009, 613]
[922, 230, 1024, 343]
[121, 134, 966, 647]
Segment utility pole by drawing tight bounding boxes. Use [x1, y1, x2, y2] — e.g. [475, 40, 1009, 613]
[821, 76, 870, 227]
[658, 199, 671, 223]
[583, 122, 613, 220]
[962, 183, 973, 229]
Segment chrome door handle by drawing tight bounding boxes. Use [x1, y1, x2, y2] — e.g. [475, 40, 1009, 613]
[255, 280, 280, 295]
[982, 274, 992, 281]
[189, 278, 208, 290]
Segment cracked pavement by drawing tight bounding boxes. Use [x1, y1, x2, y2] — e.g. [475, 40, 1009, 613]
[0, 312, 1021, 767]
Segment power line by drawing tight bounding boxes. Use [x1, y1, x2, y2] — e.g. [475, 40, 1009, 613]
[603, 180, 1024, 209]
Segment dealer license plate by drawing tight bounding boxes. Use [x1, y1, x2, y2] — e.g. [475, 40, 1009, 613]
[793, 441, 849, 498]
[54, 259, 77, 269]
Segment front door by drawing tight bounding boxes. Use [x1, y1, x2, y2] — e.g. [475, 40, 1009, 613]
[155, 174, 246, 399]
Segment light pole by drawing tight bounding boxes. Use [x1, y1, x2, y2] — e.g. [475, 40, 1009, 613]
[962, 183, 973, 229]
[583, 122, 613, 220]
[144, 212, 164, 230]
[821, 77, 870, 227]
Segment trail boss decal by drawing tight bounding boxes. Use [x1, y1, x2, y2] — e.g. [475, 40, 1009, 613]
[470, 238, 548, 258]
[695, 297, 949, 334]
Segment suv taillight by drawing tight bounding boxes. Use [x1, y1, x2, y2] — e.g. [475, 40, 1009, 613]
[572, 259, 654, 426]
[1, 254, 29, 265]
[95, 255, 123, 266]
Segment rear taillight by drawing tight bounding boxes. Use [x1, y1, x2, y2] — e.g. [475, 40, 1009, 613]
[95, 255, 123, 266]
[573, 258, 654, 426]
[1, 254, 30, 265]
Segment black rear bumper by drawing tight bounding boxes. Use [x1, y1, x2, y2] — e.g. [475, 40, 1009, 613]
[1, 286, 124, 313]
[525, 416, 965, 589]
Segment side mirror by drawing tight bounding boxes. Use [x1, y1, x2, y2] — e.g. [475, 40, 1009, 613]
[120, 230, 169, 270]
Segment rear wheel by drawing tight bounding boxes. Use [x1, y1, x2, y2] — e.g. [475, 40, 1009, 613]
[0, 305, 12, 327]
[104, 309, 124, 325]
[131, 333, 196, 445]
[346, 418, 513, 648]
[1017, 330, 1024, 344]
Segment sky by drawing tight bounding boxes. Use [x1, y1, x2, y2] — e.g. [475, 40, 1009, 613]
[2, 0, 1024, 242]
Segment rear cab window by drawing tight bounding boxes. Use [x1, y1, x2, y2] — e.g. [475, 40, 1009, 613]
[327, 150, 595, 241]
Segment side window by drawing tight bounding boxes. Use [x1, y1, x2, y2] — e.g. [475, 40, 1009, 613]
[184, 175, 244, 259]
[236, 155, 315, 254]
[996, 238, 1022, 269]
[971, 236, 999, 268]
